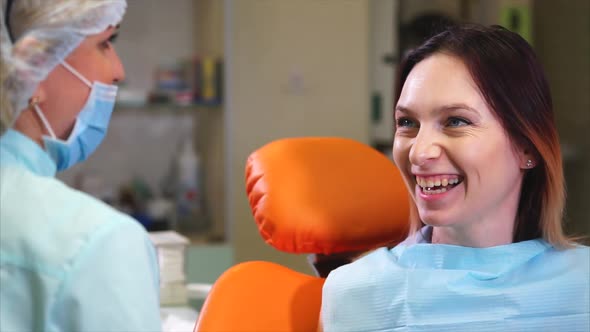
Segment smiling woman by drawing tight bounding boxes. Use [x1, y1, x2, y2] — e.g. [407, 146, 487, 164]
[393, 53, 534, 248]
[320, 24, 589, 332]
[394, 25, 568, 248]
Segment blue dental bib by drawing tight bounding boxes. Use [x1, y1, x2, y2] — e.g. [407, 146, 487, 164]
[321, 237, 589, 331]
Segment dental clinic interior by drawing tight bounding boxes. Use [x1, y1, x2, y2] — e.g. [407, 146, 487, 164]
[54, 0, 589, 330]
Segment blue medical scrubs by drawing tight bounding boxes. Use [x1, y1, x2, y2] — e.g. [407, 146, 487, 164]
[0, 129, 162, 331]
[322, 226, 590, 331]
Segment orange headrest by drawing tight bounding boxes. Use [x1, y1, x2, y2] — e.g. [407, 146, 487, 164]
[195, 261, 324, 332]
[245, 137, 409, 255]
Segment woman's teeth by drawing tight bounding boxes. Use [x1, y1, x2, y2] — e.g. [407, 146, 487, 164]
[415, 175, 462, 195]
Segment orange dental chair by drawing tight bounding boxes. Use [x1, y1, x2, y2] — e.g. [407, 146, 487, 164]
[194, 137, 410, 332]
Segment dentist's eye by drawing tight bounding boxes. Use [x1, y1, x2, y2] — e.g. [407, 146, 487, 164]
[100, 33, 118, 49]
[108, 33, 118, 43]
[396, 117, 418, 128]
[446, 117, 471, 127]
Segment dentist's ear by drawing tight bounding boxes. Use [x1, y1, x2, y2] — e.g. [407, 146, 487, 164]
[30, 82, 48, 106]
[12, 84, 49, 143]
[27, 82, 47, 110]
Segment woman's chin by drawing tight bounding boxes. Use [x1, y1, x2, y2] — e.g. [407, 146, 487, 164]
[418, 211, 455, 228]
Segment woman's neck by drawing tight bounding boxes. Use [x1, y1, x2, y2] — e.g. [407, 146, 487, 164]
[431, 222, 515, 247]
[13, 109, 45, 147]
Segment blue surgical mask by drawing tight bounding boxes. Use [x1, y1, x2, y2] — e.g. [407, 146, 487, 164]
[33, 61, 118, 171]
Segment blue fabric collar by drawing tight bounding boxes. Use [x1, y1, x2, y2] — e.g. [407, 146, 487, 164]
[0, 129, 57, 177]
[393, 237, 551, 277]
[396, 225, 550, 276]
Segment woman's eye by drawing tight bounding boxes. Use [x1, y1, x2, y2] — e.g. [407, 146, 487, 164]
[100, 40, 112, 50]
[108, 33, 118, 43]
[396, 118, 417, 128]
[446, 117, 470, 127]
[101, 34, 118, 49]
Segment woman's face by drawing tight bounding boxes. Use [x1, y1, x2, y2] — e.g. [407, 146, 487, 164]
[393, 53, 528, 244]
[38, 26, 125, 139]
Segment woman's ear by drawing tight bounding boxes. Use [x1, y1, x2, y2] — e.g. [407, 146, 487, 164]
[30, 83, 47, 106]
[518, 146, 537, 170]
[13, 83, 49, 140]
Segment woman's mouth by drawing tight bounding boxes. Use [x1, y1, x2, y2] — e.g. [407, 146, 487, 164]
[415, 175, 464, 195]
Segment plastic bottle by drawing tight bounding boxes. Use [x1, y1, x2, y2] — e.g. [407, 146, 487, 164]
[176, 137, 201, 224]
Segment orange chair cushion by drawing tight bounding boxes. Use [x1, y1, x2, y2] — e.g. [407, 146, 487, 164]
[245, 137, 410, 255]
[195, 261, 325, 332]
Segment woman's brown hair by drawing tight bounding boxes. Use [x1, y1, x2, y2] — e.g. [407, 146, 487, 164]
[395, 24, 572, 247]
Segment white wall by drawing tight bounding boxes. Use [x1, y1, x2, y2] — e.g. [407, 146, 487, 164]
[370, 0, 398, 144]
[225, 0, 371, 273]
[117, 0, 196, 93]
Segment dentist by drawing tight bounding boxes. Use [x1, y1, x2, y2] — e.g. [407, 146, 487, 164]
[0, 0, 161, 331]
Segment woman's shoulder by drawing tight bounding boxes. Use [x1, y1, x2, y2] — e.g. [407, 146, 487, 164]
[542, 241, 589, 259]
[544, 243, 590, 271]
[1, 165, 136, 229]
[0, 166, 147, 275]
[325, 247, 398, 285]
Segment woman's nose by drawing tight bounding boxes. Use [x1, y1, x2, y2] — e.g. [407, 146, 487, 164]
[409, 129, 442, 167]
[110, 50, 126, 83]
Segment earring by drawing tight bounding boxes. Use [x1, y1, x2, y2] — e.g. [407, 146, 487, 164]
[29, 97, 40, 109]
[525, 159, 534, 168]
